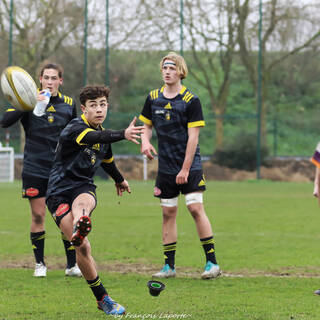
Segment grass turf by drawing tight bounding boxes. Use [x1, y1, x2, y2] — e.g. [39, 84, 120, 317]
[1, 180, 320, 319]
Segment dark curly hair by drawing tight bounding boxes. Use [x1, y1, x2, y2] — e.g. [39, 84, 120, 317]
[79, 85, 110, 105]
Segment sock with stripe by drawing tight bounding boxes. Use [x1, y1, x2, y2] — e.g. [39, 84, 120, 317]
[30, 231, 45, 264]
[87, 275, 108, 301]
[163, 242, 177, 270]
[61, 232, 76, 268]
[200, 236, 217, 264]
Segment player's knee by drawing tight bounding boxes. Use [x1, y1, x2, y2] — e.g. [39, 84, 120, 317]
[77, 240, 91, 257]
[32, 211, 45, 225]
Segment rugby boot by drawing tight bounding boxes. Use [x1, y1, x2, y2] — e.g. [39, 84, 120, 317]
[97, 294, 126, 315]
[70, 216, 91, 246]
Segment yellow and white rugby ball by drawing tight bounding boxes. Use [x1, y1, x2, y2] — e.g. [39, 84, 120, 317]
[1, 66, 37, 111]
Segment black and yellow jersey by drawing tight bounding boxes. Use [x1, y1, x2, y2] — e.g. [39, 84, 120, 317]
[46, 114, 116, 197]
[139, 85, 205, 175]
[1, 92, 77, 179]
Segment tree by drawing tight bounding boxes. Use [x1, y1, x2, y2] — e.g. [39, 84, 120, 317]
[235, 0, 320, 145]
[140, 0, 238, 151]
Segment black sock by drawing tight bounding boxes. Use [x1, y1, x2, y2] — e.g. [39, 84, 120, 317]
[61, 233, 76, 268]
[87, 276, 108, 301]
[30, 231, 45, 264]
[201, 236, 217, 264]
[163, 242, 177, 269]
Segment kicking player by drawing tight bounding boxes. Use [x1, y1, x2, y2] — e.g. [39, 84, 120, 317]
[0, 62, 81, 277]
[139, 52, 221, 279]
[46, 85, 144, 315]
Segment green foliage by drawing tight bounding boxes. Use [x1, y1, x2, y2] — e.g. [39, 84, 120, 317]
[213, 132, 269, 171]
[1, 50, 320, 157]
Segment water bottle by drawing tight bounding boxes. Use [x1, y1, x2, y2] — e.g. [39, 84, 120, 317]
[33, 89, 51, 117]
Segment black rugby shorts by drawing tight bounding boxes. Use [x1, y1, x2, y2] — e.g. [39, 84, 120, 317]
[154, 170, 206, 199]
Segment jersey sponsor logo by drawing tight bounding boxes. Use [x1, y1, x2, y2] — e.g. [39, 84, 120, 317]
[154, 187, 162, 196]
[56, 203, 70, 217]
[26, 187, 39, 197]
[155, 110, 165, 114]
[46, 105, 56, 112]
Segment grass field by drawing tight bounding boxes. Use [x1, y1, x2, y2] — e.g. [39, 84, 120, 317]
[1, 179, 320, 319]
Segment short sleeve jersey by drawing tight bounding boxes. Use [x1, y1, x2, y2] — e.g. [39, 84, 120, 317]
[139, 85, 205, 175]
[11, 92, 77, 179]
[46, 114, 114, 197]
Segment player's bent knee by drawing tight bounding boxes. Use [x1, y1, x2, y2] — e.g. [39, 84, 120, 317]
[185, 192, 203, 206]
[160, 197, 178, 207]
[77, 241, 91, 257]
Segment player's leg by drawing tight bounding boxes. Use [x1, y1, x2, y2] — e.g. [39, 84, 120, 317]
[29, 197, 47, 277]
[185, 194, 220, 279]
[153, 173, 179, 278]
[59, 192, 125, 315]
[183, 171, 220, 279]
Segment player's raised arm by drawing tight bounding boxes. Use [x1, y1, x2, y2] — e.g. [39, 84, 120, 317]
[0, 108, 24, 128]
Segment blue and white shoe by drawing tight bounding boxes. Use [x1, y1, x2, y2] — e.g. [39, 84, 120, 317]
[97, 294, 125, 315]
[201, 261, 221, 279]
[152, 264, 176, 278]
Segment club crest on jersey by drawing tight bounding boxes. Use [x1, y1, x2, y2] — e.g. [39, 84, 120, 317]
[91, 153, 96, 165]
[165, 111, 171, 120]
[47, 114, 54, 123]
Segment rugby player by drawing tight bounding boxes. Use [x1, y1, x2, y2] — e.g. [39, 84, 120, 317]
[1, 62, 81, 277]
[139, 52, 221, 279]
[46, 85, 143, 315]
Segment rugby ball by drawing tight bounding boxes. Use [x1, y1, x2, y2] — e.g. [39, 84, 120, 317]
[1, 66, 37, 111]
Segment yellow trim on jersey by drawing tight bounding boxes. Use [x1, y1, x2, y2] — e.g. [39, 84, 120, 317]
[102, 156, 114, 164]
[160, 86, 165, 93]
[149, 89, 159, 100]
[76, 128, 95, 145]
[6, 108, 16, 112]
[58, 92, 62, 98]
[139, 114, 152, 126]
[188, 120, 205, 128]
[81, 114, 90, 126]
[179, 85, 187, 95]
[64, 95, 73, 105]
[183, 91, 194, 103]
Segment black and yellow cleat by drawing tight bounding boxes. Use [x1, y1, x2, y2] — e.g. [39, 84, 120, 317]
[71, 216, 92, 246]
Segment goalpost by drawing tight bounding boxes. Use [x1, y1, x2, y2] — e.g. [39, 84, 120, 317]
[0, 146, 14, 182]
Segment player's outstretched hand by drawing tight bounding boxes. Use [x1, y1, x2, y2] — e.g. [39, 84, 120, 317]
[115, 180, 131, 196]
[124, 117, 144, 145]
